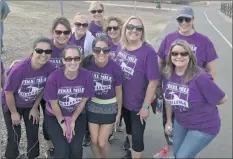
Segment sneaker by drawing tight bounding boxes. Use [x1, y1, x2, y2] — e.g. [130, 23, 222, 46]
[153, 146, 168, 158]
[45, 148, 54, 158]
[117, 121, 125, 132]
[82, 133, 91, 146]
[122, 150, 132, 159]
[108, 134, 114, 141]
[122, 136, 130, 151]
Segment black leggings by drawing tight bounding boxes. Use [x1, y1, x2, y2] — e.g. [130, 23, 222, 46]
[3, 108, 40, 159]
[122, 107, 146, 152]
[40, 98, 50, 141]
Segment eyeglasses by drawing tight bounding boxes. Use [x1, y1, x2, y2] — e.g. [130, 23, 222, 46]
[35, 48, 52, 54]
[170, 51, 189, 57]
[93, 47, 110, 54]
[54, 30, 71, 35]
[177, 17, 192, 23]
[64, 56, 81, 62]
[90, 10, 103, 14]
[126, 24, 143, 32]
[107, 26, 119, 31]
[74, 22, 88, 28]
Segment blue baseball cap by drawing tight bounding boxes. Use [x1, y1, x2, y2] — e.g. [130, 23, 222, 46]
[177, 7, 194, 18]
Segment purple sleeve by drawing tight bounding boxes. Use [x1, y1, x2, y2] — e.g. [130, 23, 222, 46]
[44, 73, 58, 101]
[196, 73, 225, 105]
[157, 38, 167, 61]
[4, 68, 23, 92]
[114, 64, 123, 86]
[1, 61, 4, 74]
[83, 71, 95, 98]
[145, 47, 160, 80]
[205, 37, 218, 64]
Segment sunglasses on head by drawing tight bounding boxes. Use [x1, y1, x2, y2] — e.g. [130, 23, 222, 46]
[54, 30, 71, 35]
[64, 56, 81, 62]
[170, 51, 189, 57]
[74, 22, 88, 28]
[35, 48, 52, 54]
[93, 47, 110, 54]
[126, 24, 143, 32]
[107, 26, 119, 31]
[90, 10, 103, 14]
[177, 17, 192, 23]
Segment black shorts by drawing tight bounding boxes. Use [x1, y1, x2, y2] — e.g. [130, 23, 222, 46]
[40, 98, 50, 141]
[122, 107, 146, 152]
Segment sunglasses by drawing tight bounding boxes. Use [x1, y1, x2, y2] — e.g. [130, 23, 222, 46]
[90, 10, 103, 14]
[107, 26, 119, 31]
[35, 48, 52, 54]
[74, 22, 88, 28]
[177, 17, 192, 23]
[64, 56, 81, 62]
[54, 30, 71, 35]
[93, 47, 110, 54]
[126, 24, 143, 32]
[170, 51, 189, 57]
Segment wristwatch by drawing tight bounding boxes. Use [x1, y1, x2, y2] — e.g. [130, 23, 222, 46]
[142, 104, 150, 109]
[60, 119, 65, 124]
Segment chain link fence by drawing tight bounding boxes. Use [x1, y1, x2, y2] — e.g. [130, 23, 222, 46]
[220, 2, 232, 18]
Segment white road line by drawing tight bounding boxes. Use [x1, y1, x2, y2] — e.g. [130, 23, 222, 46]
[84, 1, 178, 11]
[204, 9, 232, 48]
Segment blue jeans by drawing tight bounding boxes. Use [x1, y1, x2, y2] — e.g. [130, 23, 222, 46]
[173, 120, 216, 158]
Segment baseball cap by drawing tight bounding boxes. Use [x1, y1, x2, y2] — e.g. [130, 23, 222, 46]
[177, 7, 194, 18]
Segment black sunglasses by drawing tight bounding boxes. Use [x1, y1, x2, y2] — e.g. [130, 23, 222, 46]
[93, 47, 110, 54]
[90, 10, 103, 14]
[126, 24, 143, 32]
[64, 56, 81, 62]
[177, 17, 192, 23]
[107, 26, 119, 31]
[35, 48, 52, 54]
[170, 51, 189, 57]
[74, 22, 88, 28]
[54, 30, 71, 35]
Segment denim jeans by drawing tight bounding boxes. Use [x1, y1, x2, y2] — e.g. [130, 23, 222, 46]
[173, 120, 216, 158]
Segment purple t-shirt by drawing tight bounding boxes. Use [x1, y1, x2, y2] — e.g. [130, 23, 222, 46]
[86, 58, 123, 99]
[88, 21, 105, 37]
[44, 67, 94, 117]
[158, 31, 218, 68]
[69, 33, 85, 55]
[114, 43, 160, 111]
[109, 39, 119, 60]
[50, 39, 67, 69]
[1, 61, 4, 74]
[1, 58, 56, 112]
[163, 72, 225, 135]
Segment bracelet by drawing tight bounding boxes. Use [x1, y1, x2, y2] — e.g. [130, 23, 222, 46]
[60, 119, 65, 124]
[142, 104, 150, 109]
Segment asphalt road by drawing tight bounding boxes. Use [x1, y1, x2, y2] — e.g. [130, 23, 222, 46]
[83, 2, 232, 158]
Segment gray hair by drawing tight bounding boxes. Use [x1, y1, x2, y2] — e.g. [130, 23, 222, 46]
[163, 39, 204, 84]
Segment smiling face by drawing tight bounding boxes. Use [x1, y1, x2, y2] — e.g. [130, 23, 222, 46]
[62, 48, 81, 72]
[125, 19, 143, 42]
[90, 5, 104, 23]
[74, 16, 88, 37]
[107, 20, 120, 40]
[170, 45, 190, 69]
[53, 24, 71, 45]
[93, 41, 110, 64]
[177, 17, 194, 34]
[32, 42, 52, 65]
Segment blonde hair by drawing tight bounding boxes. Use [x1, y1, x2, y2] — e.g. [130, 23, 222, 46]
[120, 16, 147, 49]
[73, 12, 89, 23]
[104, 16, 124, 35]
[88, 1, 104, 11]
[163, 39, 204, 84]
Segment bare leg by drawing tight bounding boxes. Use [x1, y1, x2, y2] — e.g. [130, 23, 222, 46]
[89, 123, 101, 158]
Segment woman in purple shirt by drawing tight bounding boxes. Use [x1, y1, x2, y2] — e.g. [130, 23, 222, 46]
[2, 37, 55, 159]
[163, 39, 227, 158]
[154, 7, 219, 158]
[82, 35, 123, 158]
[44, 44, 94, 159]
[114, 16, 160, 159]
[88, 1, 105, 37]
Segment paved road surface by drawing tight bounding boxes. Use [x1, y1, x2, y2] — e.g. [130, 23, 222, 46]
[84, 2, 232, 158]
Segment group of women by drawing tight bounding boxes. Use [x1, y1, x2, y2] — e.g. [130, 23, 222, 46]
[0, 1, 228, 159]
